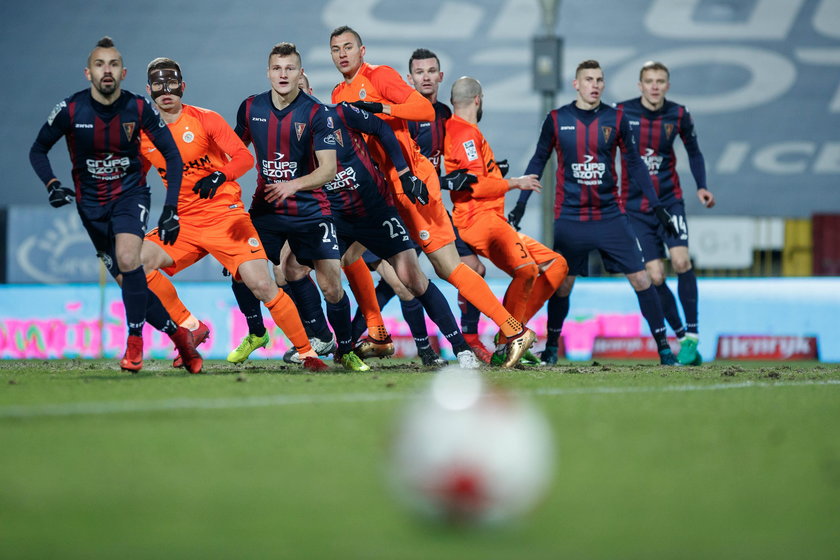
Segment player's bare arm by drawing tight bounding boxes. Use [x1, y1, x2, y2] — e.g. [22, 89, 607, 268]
[509, 174, 542, 192]
[697, 188, 715, 208]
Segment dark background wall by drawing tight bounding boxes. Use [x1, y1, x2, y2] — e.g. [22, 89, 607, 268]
[3, 0, 838, 222]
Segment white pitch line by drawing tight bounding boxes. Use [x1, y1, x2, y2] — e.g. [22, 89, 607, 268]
[1, 379, 838, 420]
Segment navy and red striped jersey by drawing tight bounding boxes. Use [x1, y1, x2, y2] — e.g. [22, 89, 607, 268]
[616, 97, 707, 213]
[323, 102, 407, 217]
[407, 100, 451, 174]
[236, 90, 333, 218]
[29, 89, 182, 207]
[523, 101, 661, 221]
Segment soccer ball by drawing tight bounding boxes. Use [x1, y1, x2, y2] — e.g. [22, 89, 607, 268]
[388, 367, 555, 525]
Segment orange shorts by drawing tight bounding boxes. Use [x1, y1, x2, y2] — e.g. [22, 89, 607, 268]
[145, 207, 267, 281]
[458, 212, 536, 275]
[387, 155, 455, 254]
[517, 232, 562, 267]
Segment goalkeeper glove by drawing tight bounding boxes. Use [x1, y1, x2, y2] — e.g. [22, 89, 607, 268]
[193, 171, 225, 199]
[507, 201, 526, 231]
[440, 169, 478, 191]
[399, 173, 428, 205]
[350, 101, 384, 114]
[157, 204, 180, 245]
[654, 206, 680, 238]
[47, 181, 74, 208]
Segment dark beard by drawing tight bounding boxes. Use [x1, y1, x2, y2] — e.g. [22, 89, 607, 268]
[95, 80, 118, 98]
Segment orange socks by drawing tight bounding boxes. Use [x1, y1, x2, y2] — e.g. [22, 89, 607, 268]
[521, 257, 569, 324]
[447, 262, 523, 338]
[265, 290, 312, 355]
[342, 257, 389, 340]
[146, 270, 191, 325]
[502, 263, 539, 322]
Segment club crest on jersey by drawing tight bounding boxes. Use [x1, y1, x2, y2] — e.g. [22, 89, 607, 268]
[182, 130, 195, 143]
[295, 122, 306, 140]
[123, 122, 136, 140]
[463, 140, 478, 161]
[664, 124, 674, 139]
[601, 126, 613, 143]
[359, 88, 367, 99]
[333, 129, 344, 147]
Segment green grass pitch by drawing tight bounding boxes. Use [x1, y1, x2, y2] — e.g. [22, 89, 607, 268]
[1, 358, 838, 559]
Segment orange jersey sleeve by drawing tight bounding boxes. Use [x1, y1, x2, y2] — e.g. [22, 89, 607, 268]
[332, 63, 432, 179]
[444, 115, 509, 227]
[140, 104, 252, 218]
[194, 108, 253, 181]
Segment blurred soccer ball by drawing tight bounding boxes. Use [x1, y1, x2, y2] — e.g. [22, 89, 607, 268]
[388, 367, 555, 525]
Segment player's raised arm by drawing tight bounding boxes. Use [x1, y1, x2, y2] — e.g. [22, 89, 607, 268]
[365, 66, 435, 121]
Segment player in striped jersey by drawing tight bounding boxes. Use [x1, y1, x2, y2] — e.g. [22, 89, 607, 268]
[617, 61, 715, 365]
[235, 42, 369, 371]
[29, 37, 202, 373]
[518, 60, 681, 366]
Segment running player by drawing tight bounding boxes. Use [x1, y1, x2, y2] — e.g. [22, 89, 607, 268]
[29, 36, 202, 373]
[617, 61, 715, 365]
[444, 77, 568, 363]
[519, 59, 681, 365]
[329, 26, 535, 367]
[137, 57, 328, 372]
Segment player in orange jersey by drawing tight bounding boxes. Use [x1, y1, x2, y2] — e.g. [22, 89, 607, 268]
[329, 25, 535, 367]
[137, 57, 328, 372]
[444, 77, 569, 362]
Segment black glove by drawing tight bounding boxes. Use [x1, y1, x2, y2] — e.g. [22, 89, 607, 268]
[507, 201, 526, 231]
[350, 101, 384, 114]
[47, 181, 74, 208]
[193, 171, 225, 199]
[399, 173, 428, 205]
[654, 206, 679, 237]
[440, 169, 478, 191]
[157, 204, 180, 245]
[496, 159, 509, 178]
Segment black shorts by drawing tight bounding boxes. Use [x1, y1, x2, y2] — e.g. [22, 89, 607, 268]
[333, 205, 415, 262]
[250, 212, 340, 266]
[626, 201, 689, 262]
[78, 188, 151, 278]
[553, 214, 645, 276]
